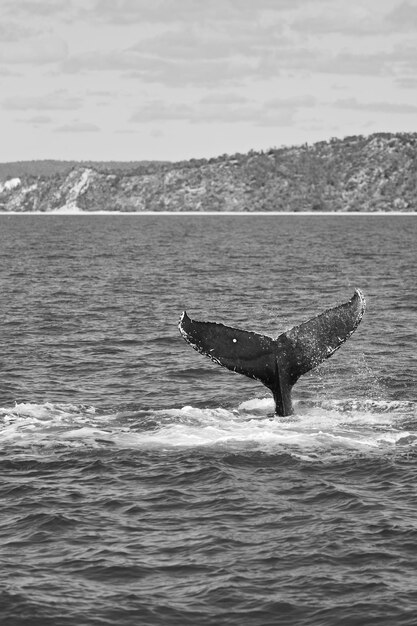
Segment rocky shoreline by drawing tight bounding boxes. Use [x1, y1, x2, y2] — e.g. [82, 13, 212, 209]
[1, 132, 416, 213]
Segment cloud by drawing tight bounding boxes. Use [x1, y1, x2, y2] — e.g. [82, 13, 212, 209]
[384, 1, 417, 32]
[61, 50, 140, 73]
[388, 44, 417, 80]
[256, 95, 317, 126]
[19, 114, 52, 125]
[333, 97, 417, 113]
[0, 67, 21, 76]
[0, 37, 68, 64]
[87, 89, 115, 97]
[58, 20, 415, 88]
[55, 121, 100, 132]
[252, 42, 396, 81]
[2, 0, 76, 16]
[264, 95, 317, 108]
[3, 0, 304, 26]
[199, 93, 250, 105]
[130, 21, 285, 61]
[0, 22, 36, 42]
[130, 98, 250, 125]
[396, 76, 417, 88]
[194, 105, 260, 125]
[256, 109, 296, 127]
[315, 52, 391, 76]
[60, 18, 285, 85]
[89, 0, 303, 25]
[62, 48, 259, 86]
[291, 2, 417, 37]
[290, 5, 386, 37]
[57, 3, 401, 87]
[130, 101, 192, 123]
[130, 93, 316, 127]
[2, 91, 82, 111]
[138, 58, 258, 86]
[60, 55, 104, 74]
[261, 49, 392, 77]
[296, 45, 417, 81]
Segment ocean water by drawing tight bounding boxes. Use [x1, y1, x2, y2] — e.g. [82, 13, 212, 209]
[0, 214, 416, 626]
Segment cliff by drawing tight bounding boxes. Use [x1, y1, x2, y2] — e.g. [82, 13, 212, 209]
[1, 132, 417, 212]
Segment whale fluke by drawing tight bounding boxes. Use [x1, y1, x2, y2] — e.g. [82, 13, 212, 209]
[178, 289, 366, 416]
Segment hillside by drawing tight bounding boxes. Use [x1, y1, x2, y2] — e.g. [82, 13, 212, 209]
[0, 159, 168, 179]
[1, 132, 417, 212]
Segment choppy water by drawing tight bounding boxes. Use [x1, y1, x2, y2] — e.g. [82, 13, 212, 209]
[1, 215, 416, 625]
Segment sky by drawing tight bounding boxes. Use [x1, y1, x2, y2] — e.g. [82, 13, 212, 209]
[1, 0, 417, 162]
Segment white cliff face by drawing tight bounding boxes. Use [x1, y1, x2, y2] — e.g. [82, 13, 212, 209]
[0, 178, 21, 193]
[53, 168, 94, 212]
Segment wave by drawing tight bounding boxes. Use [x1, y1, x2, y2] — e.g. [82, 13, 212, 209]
[1, 398, 416, 460]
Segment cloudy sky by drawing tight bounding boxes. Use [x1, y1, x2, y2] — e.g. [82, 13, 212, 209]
[1, 0, 417, 162]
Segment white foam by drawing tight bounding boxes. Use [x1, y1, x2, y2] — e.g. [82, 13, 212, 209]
[238, 397, 275, 414]
[0, 398, 416, 459]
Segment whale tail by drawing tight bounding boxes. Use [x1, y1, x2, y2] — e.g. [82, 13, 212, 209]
[178, 290, 366, 416]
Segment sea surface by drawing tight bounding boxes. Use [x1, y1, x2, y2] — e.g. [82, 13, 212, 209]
[0, 214, 416, 626]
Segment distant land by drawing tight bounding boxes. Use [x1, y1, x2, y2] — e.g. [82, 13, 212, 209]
[1, 132, 417, 212]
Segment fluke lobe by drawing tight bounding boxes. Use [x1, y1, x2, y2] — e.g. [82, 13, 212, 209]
[178, 290, 366, 416]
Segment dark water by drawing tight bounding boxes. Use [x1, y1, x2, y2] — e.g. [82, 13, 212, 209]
[1, 215, 416, 625]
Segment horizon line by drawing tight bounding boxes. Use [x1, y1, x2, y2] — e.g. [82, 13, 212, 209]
[1, 211, 416, 217]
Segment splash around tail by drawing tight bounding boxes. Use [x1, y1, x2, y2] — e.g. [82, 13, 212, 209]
[179, 290, 366, 417]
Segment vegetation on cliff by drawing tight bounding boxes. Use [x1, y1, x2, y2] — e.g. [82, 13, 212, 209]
[1, 132, 416, 212]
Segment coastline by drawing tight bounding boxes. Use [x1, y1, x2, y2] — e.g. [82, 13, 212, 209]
[1, 210, 416, 216]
